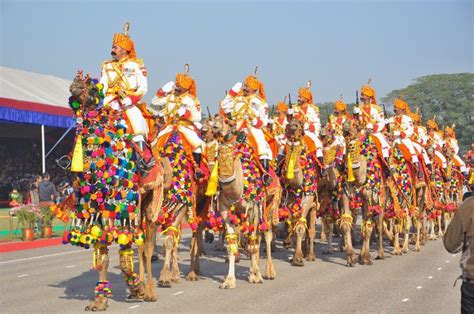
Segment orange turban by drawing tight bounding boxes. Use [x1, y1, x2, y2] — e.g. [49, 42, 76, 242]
[334, 100, 347, 112]
[176, 73, 197, 97]
[361, 85, 377, 104]
[410, 112, 421, 124]
[394, 98, 411, 113]
[445, 127, 455, 138]
[277, 101, 288, 113]
[298, 87, 313, 103]
[244, 75, 266, 100]
[427, 119, 438, 130]
[112, 33, 136, 59]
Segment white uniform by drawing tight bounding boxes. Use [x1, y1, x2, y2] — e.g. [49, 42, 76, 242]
[412, 125, 431, 165]
[221, 83, 272, 160]
[354, 103, 390, 158]
[388, 114, 419, 163]
[328, 114, 347, 154]
[446, 137, 467, 172]
[271, 116, 288, 154]
[293, 104, 323, 158]
[99, 57, 149, 142]
[150, 81, 204, 153]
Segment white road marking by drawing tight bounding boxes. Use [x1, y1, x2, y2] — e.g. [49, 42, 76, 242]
[17, 274, 29, 278]
[129, 305, 140, 309]
[173, 291, 184, 296]
[446, 260, 450, 263]
[66, 265, 76, 268]
[428, 276, 433, 279]
[438, 267, 442, 270]
[416, 286, 422, 289]
[402, 298, 409, 302]
[453, 254, 456, 257]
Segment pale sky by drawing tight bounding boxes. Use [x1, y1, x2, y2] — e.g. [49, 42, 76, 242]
[1, 0, 472, 112]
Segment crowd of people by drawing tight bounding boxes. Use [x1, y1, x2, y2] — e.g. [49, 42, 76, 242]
[0, 138, 74, 204]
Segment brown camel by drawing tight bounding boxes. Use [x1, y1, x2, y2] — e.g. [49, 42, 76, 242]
[279, 118, 318, 267]
[209, 115, 281, 288]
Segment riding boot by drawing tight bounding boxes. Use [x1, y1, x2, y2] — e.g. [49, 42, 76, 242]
[260, 159, 273, 186]
[135, 141, 155, 176]
[276, 154, 285, 177]
[383, 157, 391, 178]
[317, 156, 324, 177]
[192, 152, 205, 180]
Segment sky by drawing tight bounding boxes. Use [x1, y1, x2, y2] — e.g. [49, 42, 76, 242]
[1, 0, 472, 113]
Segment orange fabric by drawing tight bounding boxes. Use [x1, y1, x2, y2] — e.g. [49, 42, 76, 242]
[361, 85, 376, 99]
[277, 101, 288, 113]
[298, 87, 313, 103]
[394, 98, 410, 114]
[427, 119, 438, 130]
[176, 73, 197, 97]
[112, 33, 136, 58]
[244, 75, 266, 100]
[445, 127, 455, 139]
[410, 112, 421, 124]
[370, 134, 384, 159]
[155, 127, 194, 157]
[263, 128, 279, 158]
[303, 135, 317, 154]
[334, 100, 347, 112]
[397, 142, 414, 163]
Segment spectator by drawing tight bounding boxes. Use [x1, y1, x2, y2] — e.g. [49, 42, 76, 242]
[27, 175, 42, 206]
[39, 172, 58, 203]
[56, 180, 73, 204]
[444, 194, 474, 313]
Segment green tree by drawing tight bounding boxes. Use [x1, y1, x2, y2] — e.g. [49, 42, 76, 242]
[382, 73, 474, 154]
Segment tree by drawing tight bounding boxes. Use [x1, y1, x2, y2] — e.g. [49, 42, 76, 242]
[382, 73, 474, 155]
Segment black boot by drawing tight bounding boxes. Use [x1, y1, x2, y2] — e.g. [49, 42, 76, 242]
[317, 156, 324, 177]
[193, 152, 205, 180]
[136, 141, 155, 176]
[260, 159, 273, 186]
[276, 154, 285, 177]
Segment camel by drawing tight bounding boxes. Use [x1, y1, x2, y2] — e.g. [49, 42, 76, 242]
[318, 125, 344, 254]
[339, 120, 389, 266]
[279, 118, 318, 267]
[209, 115, 281, 289]
[65, 73, 163, 311]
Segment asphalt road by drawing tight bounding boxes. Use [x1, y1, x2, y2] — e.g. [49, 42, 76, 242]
[0, 228, 461, 313]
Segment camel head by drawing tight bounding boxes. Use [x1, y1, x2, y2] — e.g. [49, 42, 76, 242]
[211, 115, 236, 144]
[342, 119, 358, 141]
[320, 124, 335, 146]
[201, 117, 216, 144]
[285, 117, 305, 142]
[69, 70, 101, 113]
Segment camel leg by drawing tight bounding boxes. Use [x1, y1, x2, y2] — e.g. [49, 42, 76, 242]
[264, 229, 276, 279]
[214, 229, 226, 251]
[306, 209, 317, 261]
[170, 243, 181, 283]
[359, 219, 374, 265]
[85, 244, 110, 311]
[437, 214, 444, 238]
[323, 219, 334, 254]
[375, 214, 385, 260]
[186, 226, 200, 282]
[429, 218, 436, 240]
[283, 221, 294, 249]
[220, 212, 237, 289]
[340, 194, 356, 266]
[248, 233, 263, 284]
[415, 217, 422, 252]
[392, 222, 402, 255]
[119, 245, 144, 300]
[320, 216, 328, 242]
[402, 217, 412, 253]
[444, 212, 452, 234]
[143, 222, 158, 302]
[158, 235, 174, 288]
[291, 221, 306, 267]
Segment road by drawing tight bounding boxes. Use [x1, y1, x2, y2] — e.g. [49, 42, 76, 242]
[0, 230, 460, 313]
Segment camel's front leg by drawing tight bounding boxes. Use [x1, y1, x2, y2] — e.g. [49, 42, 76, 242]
[291, 220, 306, 267]
[264, 229, 276, 279]
[306, 208, 317, 261]
[323, 217, 334, 255]
[120, 245, 144, 299]
[158, 234, 174, 288]
[85, 244, 110, 311]
[219, 211, 237, 289]
[376, 214, 385, 260]
[143, 222, 158, 302]
[392, 221, 402, 255]
[437, 213, 444, 238]
[247, 233, 263, 283]
[340, 194, 356, 266]
[359, 219, 374, 265]
[401, 217, 412, 253]
[186, 229, 200, 281]
[414, 216, 422, 252]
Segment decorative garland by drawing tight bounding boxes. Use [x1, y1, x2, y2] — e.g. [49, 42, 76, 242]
[94, 280, 112, 298]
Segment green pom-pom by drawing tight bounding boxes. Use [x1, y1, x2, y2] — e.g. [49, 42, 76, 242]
[71, 101, 80, 109]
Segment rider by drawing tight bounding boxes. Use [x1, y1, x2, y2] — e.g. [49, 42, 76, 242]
[150, 65, 205, 179]
[99, 23, 154, 173]
[328, 98, 350, 155]
[270, 98, 289, 169]
[427, 118, 448, 171]
[353, 82, 390, 167]
[388, 98, 423, 177]
[444, 126, 467, 175]
[288, 81, 323, 165]
[220, 72, 273, 186]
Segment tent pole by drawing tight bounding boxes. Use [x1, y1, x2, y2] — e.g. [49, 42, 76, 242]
[45, 125, 74, 158]
[41, 124, 46, 173]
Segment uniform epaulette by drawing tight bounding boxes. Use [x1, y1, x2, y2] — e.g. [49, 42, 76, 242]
[132, 58, 144, 67]
[102, 60, 113, 67]
[310, 103, 320, 113]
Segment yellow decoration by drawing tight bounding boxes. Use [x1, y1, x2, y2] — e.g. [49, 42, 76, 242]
[117, 233, 129, 245]
[91, 225, 102, 238]
[71, 135, 84, 172]
[347, 153, 355, 182]
[287, 157, 295, 180]
[205, 161, 219, 196]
